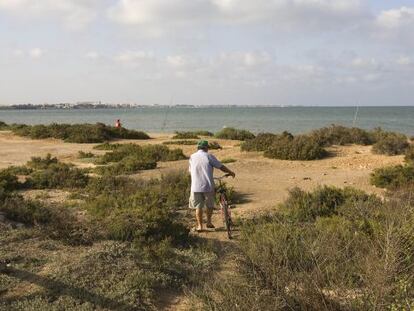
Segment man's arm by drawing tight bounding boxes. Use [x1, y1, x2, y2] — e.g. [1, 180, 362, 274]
[208, 154, 235, 178]
[219, 165, 235, 178]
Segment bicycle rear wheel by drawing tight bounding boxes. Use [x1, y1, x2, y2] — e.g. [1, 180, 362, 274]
[221, 199, 232, 239]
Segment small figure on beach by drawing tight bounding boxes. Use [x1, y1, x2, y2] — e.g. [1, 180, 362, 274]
[115, 119, 121, 128]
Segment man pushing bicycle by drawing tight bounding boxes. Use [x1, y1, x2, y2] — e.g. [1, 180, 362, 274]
[189, 140, 235, 232]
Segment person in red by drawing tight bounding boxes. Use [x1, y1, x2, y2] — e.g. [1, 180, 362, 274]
[115, 119, 121, 128]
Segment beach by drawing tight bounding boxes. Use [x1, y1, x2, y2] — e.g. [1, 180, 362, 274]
[0, 130, 404, 217]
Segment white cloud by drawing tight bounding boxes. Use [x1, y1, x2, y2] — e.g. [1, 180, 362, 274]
[115, 50, 155, 64]
[0, 0, 98, 29]
[396, 56, 412, 66]
[13, 49, 24, 57]
[350, 57, 380, 69]
[376, 6, 414, 29]
[29, 48, 44, 59]
[85, 51, 99, 60]
[107, 0, 365, 34]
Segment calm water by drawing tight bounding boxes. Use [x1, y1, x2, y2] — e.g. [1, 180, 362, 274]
[1, 106, 413, 135]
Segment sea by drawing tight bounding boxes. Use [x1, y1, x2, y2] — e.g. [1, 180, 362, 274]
[1, 106, 413, 135]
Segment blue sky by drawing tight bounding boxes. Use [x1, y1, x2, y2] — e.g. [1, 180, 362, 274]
[0, 0, 413, 106]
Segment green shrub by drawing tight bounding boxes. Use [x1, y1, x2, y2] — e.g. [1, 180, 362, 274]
[2, 165, 33, 175]
[85, 172, 191, 245]
[163, 140, 197, 146]
[97, 144, 186, 165]
[309, 125, 374, 146]
[78, 151, 95, 158]
[86, 175, 142, 196]
[371, 165, 414, 190]
[241, 132, 293, 152]
[0, 169, 20, 192]
[199, 187, 414, 310]
[95, 157, 157, 175]
[10, 122, 150, 143]
[371, 129, 409, 155]
[0, 121, 9, 130]
[264, 135, 327, 160]
[93, 142, 122, 150]
[208, 141, 222, 150]
[27, 153, 58, 169]
[215, 127, 255, 141]
[281, 186, 379, 222]
[193, 130, 214, 137]
[0, 196, 53, 225]
[405, 145, 414, 163]
[26, 163, 89, 189]
[173, 131, 200, 139]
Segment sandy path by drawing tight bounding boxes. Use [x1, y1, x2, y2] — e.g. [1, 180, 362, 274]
[0, 131, 406, 310]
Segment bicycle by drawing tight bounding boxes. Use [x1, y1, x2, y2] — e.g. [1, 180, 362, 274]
[214, 174, 233, 239]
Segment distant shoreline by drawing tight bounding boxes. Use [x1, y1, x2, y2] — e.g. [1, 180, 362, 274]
[1, 104, 414, 110]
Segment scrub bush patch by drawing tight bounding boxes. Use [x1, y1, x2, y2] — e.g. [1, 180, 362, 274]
[6, 122, 150, 143]
[215, 127, 255, 141]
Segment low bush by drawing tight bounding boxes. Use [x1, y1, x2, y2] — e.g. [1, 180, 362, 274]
[78, 151, 95, 158]
[371, 164, 414, 190]
[163, 140, 197, 146]
[193, 130, 214, 137]
[208, 141, 222, 150]
[309, 124, 374, 146]
[405, 145, 414, 163]
[85, 171, 191, 245]
[95, 144, 186, 175]
[241, 132, 293, 152]
[215, 127, 255, 141]
[173, 131, 200, 139]
[26, 162, 89, 189]
[199, 186, 414, 310]
[264, 135, 327, 160]
[86, 175, 143, 196]
[95, 157, 157, 175]
[27, 153, 58, 169]
[2, 165, 33, 175]
[93, 142, 122, 150]
[0, 169, 20, 192]
[281, 186, 380, 222]
[371, 128, 409, 155]
[0, 121, 9, 130]
[10, 122, 150, 143]
[0, 195, 53, 225]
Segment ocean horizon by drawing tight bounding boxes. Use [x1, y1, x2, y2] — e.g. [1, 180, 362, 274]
[1, 106, 413, 135]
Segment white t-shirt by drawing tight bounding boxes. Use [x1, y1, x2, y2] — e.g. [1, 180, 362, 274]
[189, 150, 223, 193]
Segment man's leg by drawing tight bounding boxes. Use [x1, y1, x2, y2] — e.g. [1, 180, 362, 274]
[196, 208, 203, 231]
[190, 192, 205, 231]
[205, 192, 215, 228]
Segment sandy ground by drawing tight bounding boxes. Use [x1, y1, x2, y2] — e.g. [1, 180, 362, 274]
[0, 130, 404, 218]
[0, 130, 406, 310]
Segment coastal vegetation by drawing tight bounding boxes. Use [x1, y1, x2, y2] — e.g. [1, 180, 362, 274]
[172, 130, 214, 139]
[241, 125, 410, 161]
[0, 160, 217, 310]
[94, 144, 186, 175]
[0, 121, 150, 143]
[163, 140, 222, 149]
[198, 185, 414, 310]
[214, 127, 255, 141]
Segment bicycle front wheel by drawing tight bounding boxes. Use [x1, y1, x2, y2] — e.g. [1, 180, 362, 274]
[221, 200, 232, 239]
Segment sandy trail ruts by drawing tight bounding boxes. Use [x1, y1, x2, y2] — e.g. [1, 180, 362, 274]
[0, 131, 405, 310]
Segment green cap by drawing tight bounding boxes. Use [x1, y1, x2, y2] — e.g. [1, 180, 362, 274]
[197, 140, 209, 149]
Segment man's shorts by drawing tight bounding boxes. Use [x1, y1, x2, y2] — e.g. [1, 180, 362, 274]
[189, 192, 215, 210]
